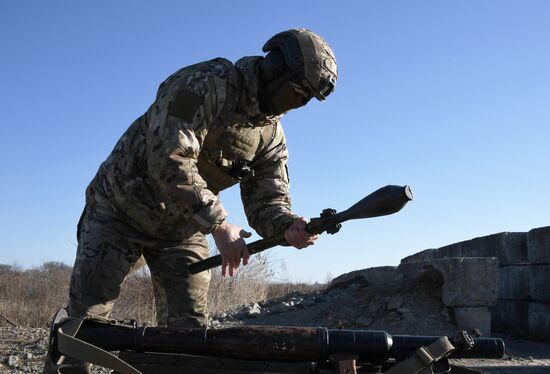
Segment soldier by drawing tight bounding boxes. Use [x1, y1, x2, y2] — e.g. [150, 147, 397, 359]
[45, 28, 337, 373]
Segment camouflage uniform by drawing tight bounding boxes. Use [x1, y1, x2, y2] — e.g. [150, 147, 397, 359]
[69, 56, 298, 328]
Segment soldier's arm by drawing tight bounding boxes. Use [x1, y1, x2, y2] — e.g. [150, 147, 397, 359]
[240, 121, 301, 238]
[146, 65, 228, 234]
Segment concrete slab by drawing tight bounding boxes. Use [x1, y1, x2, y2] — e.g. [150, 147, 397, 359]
[529, 265, 550, 302]
[491, 300, 529, 338]
[401, 232, 528, 266]
[453, 307, 492, 337]
[466, 233, 528, 266]
[529, 302, 550, 342]
[400, 248, 436, 263]
[528, 226, 550, 264]
[398, 257, 499, 307]
[330, 266, 399, 289]
[499, 266, 530, 300]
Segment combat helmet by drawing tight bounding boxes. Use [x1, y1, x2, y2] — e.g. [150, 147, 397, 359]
[262, 28, 338, 101]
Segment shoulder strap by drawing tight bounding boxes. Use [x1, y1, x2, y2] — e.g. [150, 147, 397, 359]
[384, 336, 456, 374]
[56, 317, 142, 374]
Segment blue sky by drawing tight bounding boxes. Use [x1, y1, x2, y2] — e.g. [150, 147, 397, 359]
[1, 1, 549, 282]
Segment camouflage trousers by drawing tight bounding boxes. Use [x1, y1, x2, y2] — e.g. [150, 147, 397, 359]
[68, 206, 211, 328]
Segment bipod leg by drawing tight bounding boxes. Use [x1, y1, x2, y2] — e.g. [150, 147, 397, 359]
[330, 353, 358, 374]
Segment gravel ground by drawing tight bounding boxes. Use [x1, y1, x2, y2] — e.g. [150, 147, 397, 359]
[1, 278, 549, 373]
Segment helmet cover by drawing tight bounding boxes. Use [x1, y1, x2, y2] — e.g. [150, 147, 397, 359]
[262, 28, 338, 100]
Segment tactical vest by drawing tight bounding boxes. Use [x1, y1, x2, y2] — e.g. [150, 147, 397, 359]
[195, 58, 280, 195]
[197, 121, 277, 195]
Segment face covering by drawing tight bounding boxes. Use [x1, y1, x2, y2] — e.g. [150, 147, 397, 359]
[260, 69, 312, 115]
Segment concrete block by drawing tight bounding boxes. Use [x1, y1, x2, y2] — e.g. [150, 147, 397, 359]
[436, 233, 527, 265]
[490, 300, 529, 338]
[528, 226, 550, 264]
[529, 265, 550, 302]
[400, 248, 436, 263]
[331, 266, 399, 289]
[499, 265, 530, 300]
[453, 307, 492, 337]
[529, 302, 550, 342]
[398, 257, 499, 307]
[437, 242, 465, 259]
[467, 232, 528, 266]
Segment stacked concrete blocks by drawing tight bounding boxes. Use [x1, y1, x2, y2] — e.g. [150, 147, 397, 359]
[527, 226, 550, 341]
[331, 259, 499, 337]
[398, 258, 498, 337]
[401, 226, 550, 342]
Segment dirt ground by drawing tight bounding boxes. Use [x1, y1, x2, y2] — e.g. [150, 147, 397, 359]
[1, 276, 549, 373]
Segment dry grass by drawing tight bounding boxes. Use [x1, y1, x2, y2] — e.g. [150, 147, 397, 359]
[0, 262, 72, 327]
[0, 257, 325, 327]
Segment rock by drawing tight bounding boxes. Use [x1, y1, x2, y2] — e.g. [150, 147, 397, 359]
[23, 352, 33, 360]
[386, 296, 403, 311]
[356, 317, 371, 326]
[300, 298, 316, 307]
[268, 302, 291, 314]
[210, 319, 221, 327]
[397, 308, 412, 314]
[248, 303, 262, 317]
[8, 355, 20, 367]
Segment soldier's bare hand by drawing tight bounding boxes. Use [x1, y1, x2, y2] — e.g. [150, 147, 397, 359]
[212, 221, 252, 276]
[284, 218, 318, 249]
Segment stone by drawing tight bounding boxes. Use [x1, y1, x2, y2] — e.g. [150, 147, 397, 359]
[397, 308, 412, 314]
[8, 355, 19, 367]
[529, 265, 550, 302]
[490, 300, 529, 338]
[398, 257, 498, 307]
[268, 302, 291, 314]
[210, 319, 221, 327]
[528, 302, 550, 342]
[386, 296, 403, 310]
[248, 303, 262, 317]
[499, 265, 530, 300]
[453, 307, 492, 337]
[528, 226, 550, 264]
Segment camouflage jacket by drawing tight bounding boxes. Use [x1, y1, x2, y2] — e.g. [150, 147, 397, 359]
[85, 57, 298, 240]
